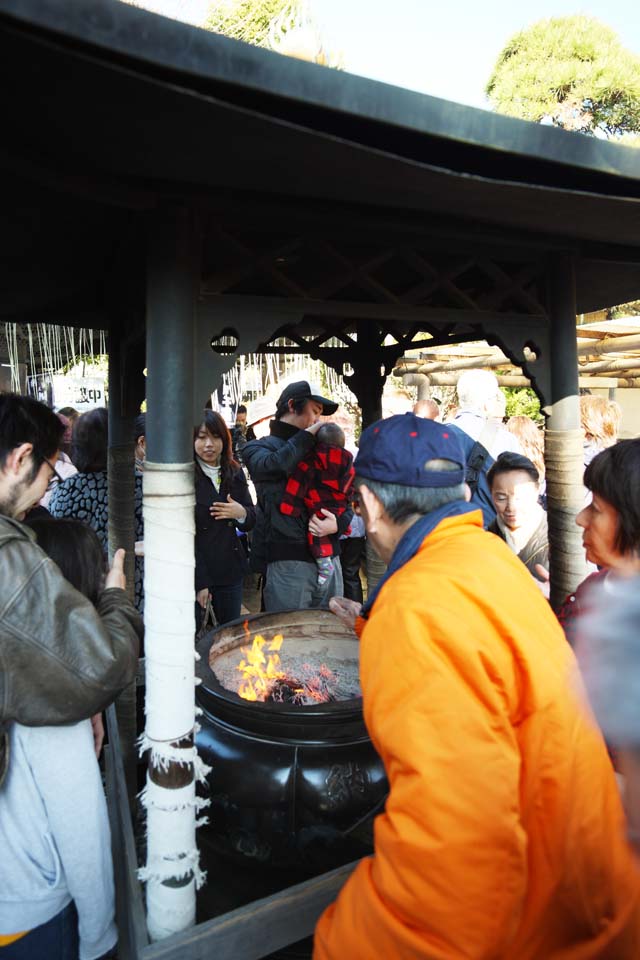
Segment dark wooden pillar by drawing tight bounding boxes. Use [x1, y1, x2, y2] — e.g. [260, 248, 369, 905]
[108, 324, 138, 800]
[545, 255, 588, 610]
[142, 204, 200, 940]
[341, 321, 393, 430]
[146, 211, 197, 461]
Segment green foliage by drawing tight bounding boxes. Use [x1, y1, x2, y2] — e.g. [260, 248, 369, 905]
[501, 386, 543, 423]
[205, 0, 342, 66]
[59, 354, 108, 377]
[610, 300, 640, 318]
[486, 16, 640, 138]
[205, 0, 295, 47]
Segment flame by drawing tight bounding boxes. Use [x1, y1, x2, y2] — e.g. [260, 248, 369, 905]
[236, 631, 337, 704]
[237, 634, 285, 701]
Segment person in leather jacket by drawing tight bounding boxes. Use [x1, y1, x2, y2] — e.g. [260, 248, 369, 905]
[0, 394, 142, 788]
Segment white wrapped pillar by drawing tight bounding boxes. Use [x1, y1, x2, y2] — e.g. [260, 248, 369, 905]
[140, 205, 208, 940]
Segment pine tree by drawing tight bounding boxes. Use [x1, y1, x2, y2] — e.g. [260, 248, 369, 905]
[486, 16, 640, 140]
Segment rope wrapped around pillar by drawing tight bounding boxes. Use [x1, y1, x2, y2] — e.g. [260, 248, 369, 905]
[138, 460, 210, 940]
[545, 429, 589, 611]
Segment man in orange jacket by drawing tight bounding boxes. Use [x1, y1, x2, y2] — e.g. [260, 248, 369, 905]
[314, 413, 640, 960]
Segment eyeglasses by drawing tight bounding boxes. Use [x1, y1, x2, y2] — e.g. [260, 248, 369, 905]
[38, 453, 64, 487]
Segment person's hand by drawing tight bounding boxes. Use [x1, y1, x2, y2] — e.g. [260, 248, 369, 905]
[534, 564, 550, 599]
[134, 540, 144, 557]
[105, 549, 126, 591]
[305, 421, 324, 436]
[308, 509, 338, 537]
[329, 596, 362, 631]
[90, 713, 105, 758]
[196, 588, 211, 609]
[210, 495, 247, 522]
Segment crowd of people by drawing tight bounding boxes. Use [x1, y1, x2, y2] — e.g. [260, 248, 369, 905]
[0, 369, 638, 958]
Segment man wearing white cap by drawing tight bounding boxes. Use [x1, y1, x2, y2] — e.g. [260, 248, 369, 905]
[244, 380, 352, 611]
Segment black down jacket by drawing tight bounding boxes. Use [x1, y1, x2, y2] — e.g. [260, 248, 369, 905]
[243, 420, 352, 574]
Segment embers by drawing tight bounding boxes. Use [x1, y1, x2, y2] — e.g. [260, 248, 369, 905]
[236, 629, 341, 705]
[266, 665, 339, 705]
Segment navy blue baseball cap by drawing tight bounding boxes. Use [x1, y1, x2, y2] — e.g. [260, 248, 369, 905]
[354, 413, 466, 488]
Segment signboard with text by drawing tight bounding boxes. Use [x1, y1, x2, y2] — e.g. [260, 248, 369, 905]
[52, 376, 106, 413]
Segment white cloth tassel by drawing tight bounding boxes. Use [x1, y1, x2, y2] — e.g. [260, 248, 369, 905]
[140, 850, 201, 885]
[139, 779, 210, 814]
[137, 735, 211, 782]
[193, 754, 212, 783]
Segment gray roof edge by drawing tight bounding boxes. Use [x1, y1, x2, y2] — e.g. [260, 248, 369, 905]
[2, 0, 640, 187]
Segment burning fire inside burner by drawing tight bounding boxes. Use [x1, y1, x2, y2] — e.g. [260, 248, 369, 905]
[211, 617, 362, 705]
[196, 609, 384, 873]
[237, 628, 344, 704]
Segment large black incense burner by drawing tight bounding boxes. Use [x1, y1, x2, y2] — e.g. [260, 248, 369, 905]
[195, 609, 388, 871]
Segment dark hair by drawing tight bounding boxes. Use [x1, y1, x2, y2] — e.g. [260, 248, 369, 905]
[355, 461, 465, 524]
[133, 413, 146, 442]
[194, 410, 239, 489]
[0, 394, 65, 482]
[25, 517, 107, 606]
[71, 408, 108, 473]
[317, 423, 345, 447]
[487, 451, 539, 489]
[57, 406, 80, 423]
[584, 440, 640, 555]
[237, 405, 247, 416]
[275, 396, 307, 420]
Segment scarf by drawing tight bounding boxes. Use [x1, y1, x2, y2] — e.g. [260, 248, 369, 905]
[361, 500, 478, 619]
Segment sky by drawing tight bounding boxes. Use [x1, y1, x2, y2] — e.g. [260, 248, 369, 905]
[315, 0, 640, 109]
[131, 0, 640, 111]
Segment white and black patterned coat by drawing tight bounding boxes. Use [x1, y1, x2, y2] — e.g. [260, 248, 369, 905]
[48, 470, 144, 610]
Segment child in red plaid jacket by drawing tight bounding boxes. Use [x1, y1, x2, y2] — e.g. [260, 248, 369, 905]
[280, 423, 355, 586]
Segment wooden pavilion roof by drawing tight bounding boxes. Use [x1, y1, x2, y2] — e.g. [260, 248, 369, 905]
[1, 0, 640, 335]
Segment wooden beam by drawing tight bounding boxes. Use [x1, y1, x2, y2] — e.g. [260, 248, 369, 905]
[578, 333, 640, 357]
[197, 295, 546, 328]
[416, 373, 530, 386]
[140, 860, 359, 960]
[400, 371, 631, 388]
[209, 194, 579, 256]
[578, 357, 640, 374]
[395, 352, 530, 375]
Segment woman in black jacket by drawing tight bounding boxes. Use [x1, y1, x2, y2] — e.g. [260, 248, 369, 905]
[195, 410, 255, 626]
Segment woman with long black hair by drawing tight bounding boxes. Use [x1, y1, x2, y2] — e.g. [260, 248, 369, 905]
[194, 410, 255, 626]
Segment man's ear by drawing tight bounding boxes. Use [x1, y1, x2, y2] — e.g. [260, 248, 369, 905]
[359, 483, 382, 533]
[5, 443, 34, 477]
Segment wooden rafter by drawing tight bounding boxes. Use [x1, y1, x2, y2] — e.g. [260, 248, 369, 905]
[201, 228, 549, 319]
